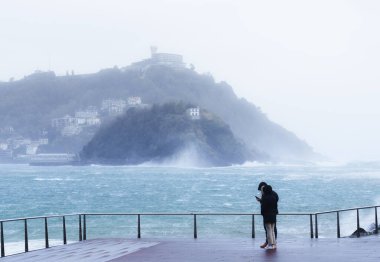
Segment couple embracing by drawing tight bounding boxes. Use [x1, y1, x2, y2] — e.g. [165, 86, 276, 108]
[256, 181, 279, 250]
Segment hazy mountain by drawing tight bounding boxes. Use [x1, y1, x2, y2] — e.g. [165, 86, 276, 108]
[0, 65, 317, 161]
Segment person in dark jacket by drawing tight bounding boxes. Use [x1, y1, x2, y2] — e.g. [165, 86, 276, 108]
[256, 182, 279, 249]
[261, 185, 277, 249]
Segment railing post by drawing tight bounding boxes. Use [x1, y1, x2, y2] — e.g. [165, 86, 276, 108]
[193, 214, 197, 239]
[24, 219, 29, 252]
[63, 216, 67, 245]
[309, 214, 314, 238]
[137, 214, 141, 239]
[83, 215, 87, 241]
[44, 217, 49, 248]
[356, 209, 360, 238]
[315, 214, 318, 238]
[375, 207, 378, 234]
[336, 212, 340, 238]
[79, 215, 82, 241]
[252, 215, 255, 238]
[1, 221, 5, 257]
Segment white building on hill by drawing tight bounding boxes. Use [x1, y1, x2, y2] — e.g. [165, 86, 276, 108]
[61, 125, 82, 137]
[101, 99, 127, 115]
[75, 107, 101, 126]
[52, 115, 77, 129]
[127, 47, 186, 71]
[150, 46, 185, 69]
[75, 107, 98, 118]
[187, 107, 200, 120]
[127, 97, 142, 106]
[26, 143, 39, 155]
[52, 108, 101, 137]
[0, 142, 8, 150]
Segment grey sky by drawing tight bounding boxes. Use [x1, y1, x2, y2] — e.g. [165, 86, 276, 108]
[1, 0, 380, 161]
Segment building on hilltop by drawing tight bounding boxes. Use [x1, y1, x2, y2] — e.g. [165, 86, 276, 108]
[0, 141, 12, 160]
[126, 96, 151, 110]
[52, 115, 77, 129]
[127, 47, 186, 71]
[0, 142, 9, 151]
[127, 96, 142, 107]
[75, 107, 101, 126]
[11, 138, 32, 149]
[61, 125, 82, 137]
[187, 107, 201, 120]
[26, 143, 39, 155]
[0, 126, 14, 136]
[52, 108, 101, 137]
[101, 99, 127, 115]
[38, 138, 49, 145]
[150, 46, 185, 69]
[85, 118, 101, 126]
[0, 149, 12, 159]
[75, 106, 98, 118]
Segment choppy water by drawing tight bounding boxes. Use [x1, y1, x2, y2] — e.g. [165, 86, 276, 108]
[0, 163, 379, 254]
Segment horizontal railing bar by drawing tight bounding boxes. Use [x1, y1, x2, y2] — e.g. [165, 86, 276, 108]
[0, 214, 80, 223]
[84, 213, 260, 216]
[277, 213, 314, 216]
[83, 213, 313, 216]
[315, 205, 380, 215]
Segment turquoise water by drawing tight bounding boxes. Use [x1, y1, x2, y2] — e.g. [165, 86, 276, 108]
[0, 162, 379, 252]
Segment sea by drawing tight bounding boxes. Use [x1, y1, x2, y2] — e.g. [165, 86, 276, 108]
[0, 162, 379, 255]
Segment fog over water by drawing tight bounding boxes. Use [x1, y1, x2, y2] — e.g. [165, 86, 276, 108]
[1, 0, 380, 161]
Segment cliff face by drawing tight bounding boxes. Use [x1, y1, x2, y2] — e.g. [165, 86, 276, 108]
[0, 65, 317, 161]
[81, 103, 256, 166]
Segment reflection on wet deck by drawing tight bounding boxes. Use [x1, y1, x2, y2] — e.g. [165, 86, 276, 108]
[2, 236, 380, 262]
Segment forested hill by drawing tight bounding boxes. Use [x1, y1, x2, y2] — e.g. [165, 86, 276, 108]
[0, 65, 317, 161]
[81, 103, 257, 166]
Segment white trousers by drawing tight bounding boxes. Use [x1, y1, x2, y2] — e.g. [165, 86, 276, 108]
[265, 223, 276, 245]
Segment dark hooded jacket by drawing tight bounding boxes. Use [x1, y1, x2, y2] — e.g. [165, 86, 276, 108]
[258, 183, 279, 214]
[260, 185, 278, 223]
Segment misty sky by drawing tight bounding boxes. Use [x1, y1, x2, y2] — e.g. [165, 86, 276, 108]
[1, 0, 380, 162]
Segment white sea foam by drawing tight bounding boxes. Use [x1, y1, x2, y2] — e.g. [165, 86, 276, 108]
[140, 144, 230, 168]
[281, 174, 310, 181]
[33, 177, 81, 181]
[236, 161, 271, 167]
[210, 194, 232, 197]
[237, 161, 317, 168]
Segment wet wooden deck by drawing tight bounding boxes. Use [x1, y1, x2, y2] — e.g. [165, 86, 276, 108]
[2, 236, 380, 262]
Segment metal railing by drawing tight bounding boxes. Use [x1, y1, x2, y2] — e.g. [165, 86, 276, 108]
[315, 205, 379, 238]
[82, 212, 314, 240]
[0, 205, 378, 257]
[0, 214, 80, 257]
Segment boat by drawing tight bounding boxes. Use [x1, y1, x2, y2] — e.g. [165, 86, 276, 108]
[29, 153, 79, 166]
